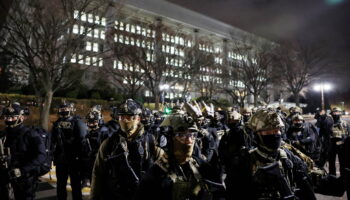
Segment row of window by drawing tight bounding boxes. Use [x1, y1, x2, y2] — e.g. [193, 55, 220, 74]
[161, 33, 193, 47]
[122, 78, 144, 86]
[162, 45, 185, 56]
[200, 75, 223, 84]
[113, 61, 145, 72]
[199, 44, 222, 54]
[200, 67, 223, 74]
[70, 54, 103, 67]
[214, 57, 223, 65]
[144, 90, 183, 99]
[165, 57, 184, 67]
[86, 41, 100, 52]
[115, 21, 156, 38]
[74, 10, 106, 26]
[114, 34, 155, 50]
[72, 25, 105, 40]
[229, 80, 245, 88]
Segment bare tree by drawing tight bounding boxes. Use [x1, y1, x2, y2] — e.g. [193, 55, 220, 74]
[228, 35, 275, 106]
[273, 41, 330, 106]
[0, 0, 108, 129]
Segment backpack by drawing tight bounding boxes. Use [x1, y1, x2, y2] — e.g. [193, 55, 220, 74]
[31, 127, 53, 176]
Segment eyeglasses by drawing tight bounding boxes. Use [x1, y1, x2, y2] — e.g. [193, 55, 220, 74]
[175, 132, 198, 139]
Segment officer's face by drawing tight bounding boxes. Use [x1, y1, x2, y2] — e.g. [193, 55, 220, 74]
[174, 131, 197, 146]
[119, 115, 140, 136]
[3, 115, 24, 127]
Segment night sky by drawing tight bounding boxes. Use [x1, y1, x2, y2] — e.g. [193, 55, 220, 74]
[167, 0, 350, 91]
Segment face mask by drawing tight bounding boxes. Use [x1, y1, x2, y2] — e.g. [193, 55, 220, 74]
[5, 120, 19, 127]
[260, 134, 281, 151]
[243, 115, 250, 123]
[332, 115, 340, 122]
[59, 111, 70, 118]
[173, 136, 195, 164]
[119, 117, 139, 137]
[293, 122, 303, 130]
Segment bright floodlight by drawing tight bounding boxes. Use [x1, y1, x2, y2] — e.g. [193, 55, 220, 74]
[159, 84, 169, 90]
[313, 83, 332, 92]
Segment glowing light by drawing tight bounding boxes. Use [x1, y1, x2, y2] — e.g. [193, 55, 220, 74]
[325, 0, 343, 5]
[313, 83, 332, 91]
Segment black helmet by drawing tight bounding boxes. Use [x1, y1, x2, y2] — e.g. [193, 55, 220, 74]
[117, 99, 142, 116]
[2, 102, 27, 127]
[86, 105, 104, 129]
[2, 102, 24, 116]
[58, 101, 75, 118]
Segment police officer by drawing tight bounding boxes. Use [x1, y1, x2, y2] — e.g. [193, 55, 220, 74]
[286, 114, 320, 162]
[0, 103, 46, 200]
[51, 102, 88, 200]
[141, 108, 167, 148]
[82, 105, 111, 187]
[106, 106, 119, 135]
[91, 99, 163, 200]
[328, 107, 350, 175]
[226, 109, 316, 199]
[136, 114, 224, 200]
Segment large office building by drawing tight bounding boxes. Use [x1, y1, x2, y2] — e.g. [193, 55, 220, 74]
[69, 0, 274, 103]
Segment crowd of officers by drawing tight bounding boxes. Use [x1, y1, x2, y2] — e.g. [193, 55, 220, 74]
[1, 99, 350, 200]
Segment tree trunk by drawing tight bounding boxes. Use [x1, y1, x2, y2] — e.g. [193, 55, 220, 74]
[40, 90, 53, 131]
[254, 93, 258, 107]
[154, 94, 160, 111]
[294, 92, 300, 107]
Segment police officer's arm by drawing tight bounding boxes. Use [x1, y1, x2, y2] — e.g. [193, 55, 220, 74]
[21, 130, 46, 175]
[286, 149, 316, 200]
[300, 124, 316, 144]
[90, 139, 108, 200]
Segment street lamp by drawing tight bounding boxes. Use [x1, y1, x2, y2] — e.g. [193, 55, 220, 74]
[313, 83, 332, 111]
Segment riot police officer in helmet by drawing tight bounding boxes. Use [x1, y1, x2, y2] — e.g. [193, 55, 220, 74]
[91, 99, 162, 200]
[0, 103, 46, 200]
[51, 102, 88, 200]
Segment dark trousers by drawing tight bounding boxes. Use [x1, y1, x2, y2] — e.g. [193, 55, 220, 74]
[56, 163, 83, 200]
[329, 139, 344, 175]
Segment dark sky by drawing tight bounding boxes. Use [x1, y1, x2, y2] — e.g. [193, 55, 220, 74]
[167, 0, 350, 91]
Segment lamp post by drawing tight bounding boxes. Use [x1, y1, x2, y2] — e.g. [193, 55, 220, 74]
[313, 83, 332, 111]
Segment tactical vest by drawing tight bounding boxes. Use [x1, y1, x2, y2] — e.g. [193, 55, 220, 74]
[331, 121, 348, 139]
[156, 156, 209, 200]
[250, 148, 295, 200]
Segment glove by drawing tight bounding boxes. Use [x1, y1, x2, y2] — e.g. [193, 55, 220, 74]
[8, 168, 21, 179]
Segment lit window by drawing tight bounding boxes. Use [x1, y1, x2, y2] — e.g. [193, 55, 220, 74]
[81, 12, 87, 21]
[171, 36, 174, 43]
[88, 14, 94, 23]
[87, 27, 92, 37]
[119, 35, 123, 43]
[131, 25, 135, 33]
[118, 61, 123, 69]
[100, 30, 105, 39]
[141, 28, 146, 36]
[114, 34, 118, 42]
[125, 24, 130, 32]
[175, 36, 179, 44]
[136, 25, 141, 34]
[179, 38, 184, 45]
[119, 22, 124, 31]
[78, 55, 84, 64]
[99, 59, 103, 67]
[73, 24, 79, 34]
[125, 36, 129, 45]
[93, 43, 99, 52]
[136, 39, 140, 47]
[95, 16, 100, 24]
[115, 20, 119, 26]
[101, 17, 106, 26]
[92, 57, 97, 66]
[187, 40, 192, 47]
[86, 41, 92, 51]
[71, 54, 76, 63]
[113, 60, 117, 69]
[85, 56, 91, 65]
[94, 29, 99, 38]
[130, 37, 134, 46]
[152, 30, 155, 38]
[73, 10, 79, 19]
[79, 26, 85, 34]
